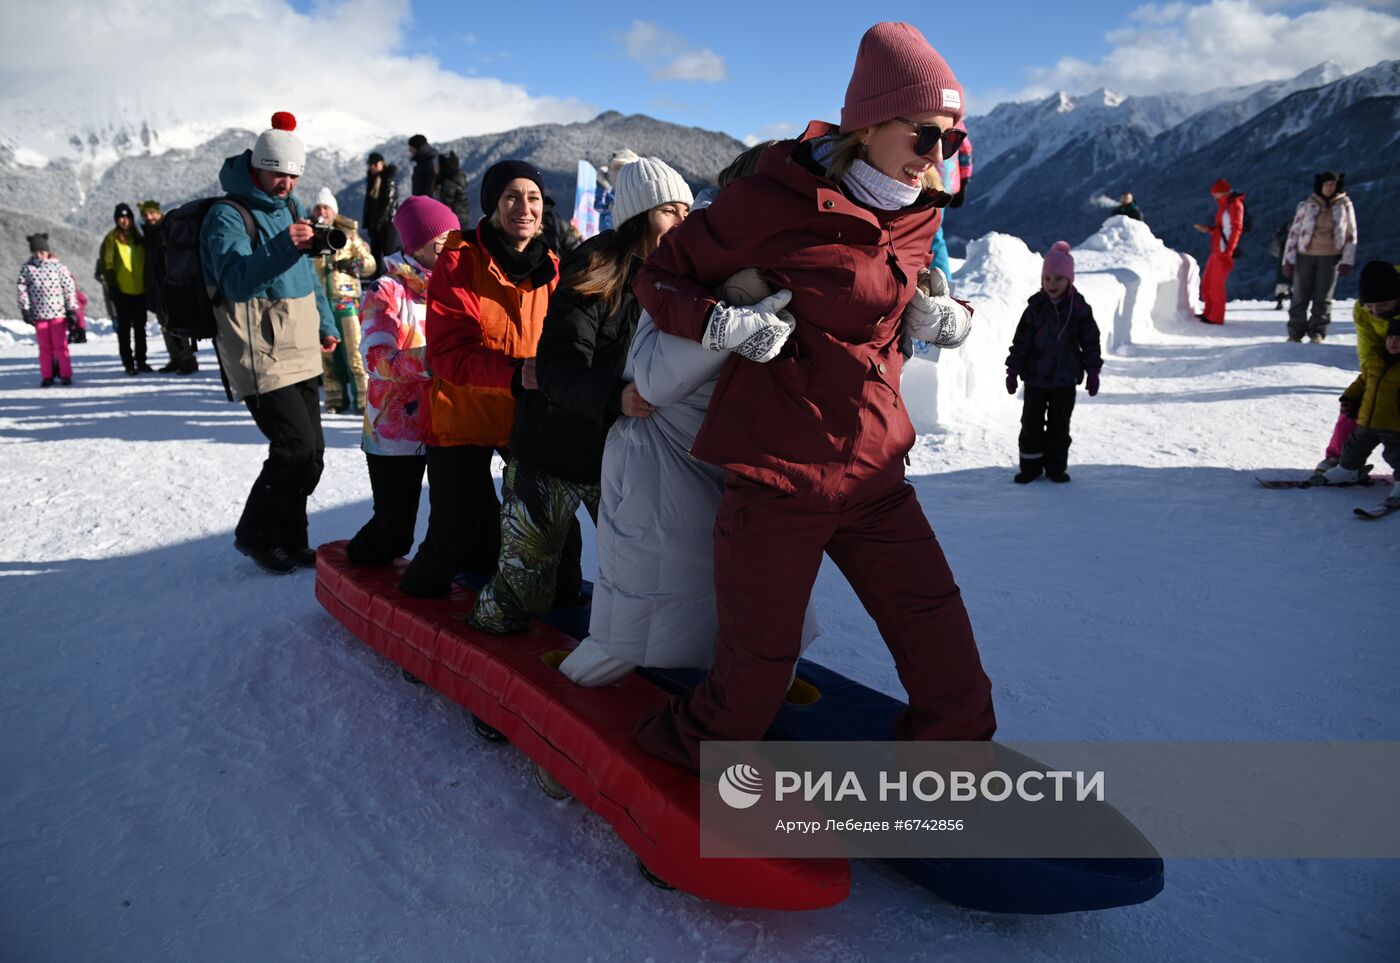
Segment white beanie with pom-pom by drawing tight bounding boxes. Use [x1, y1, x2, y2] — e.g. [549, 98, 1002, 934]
[252, 111, 306, 176]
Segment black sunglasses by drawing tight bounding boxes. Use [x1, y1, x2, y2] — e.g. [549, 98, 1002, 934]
[890, 117, 966, 158]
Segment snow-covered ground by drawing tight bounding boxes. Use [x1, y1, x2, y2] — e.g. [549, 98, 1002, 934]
[3, 284, 1398, 959]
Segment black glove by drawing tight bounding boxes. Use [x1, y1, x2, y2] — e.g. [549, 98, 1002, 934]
[1339, 395, 1359, 419]
[949, 187, 967, 209]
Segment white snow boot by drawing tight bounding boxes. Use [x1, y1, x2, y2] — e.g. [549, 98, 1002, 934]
[1321, 464, 1361, 485]
[1314, 457, 1340, 474]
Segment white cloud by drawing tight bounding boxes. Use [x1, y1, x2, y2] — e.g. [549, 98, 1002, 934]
[621, 20, 728, 83]
[0, 0, 595, 159]
[654, 51, 727, 83]
[742, 122, 799, 147]
[1013, 0, 1400, 99]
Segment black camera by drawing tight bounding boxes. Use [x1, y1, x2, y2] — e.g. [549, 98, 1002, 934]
[305, 224, 348, 257]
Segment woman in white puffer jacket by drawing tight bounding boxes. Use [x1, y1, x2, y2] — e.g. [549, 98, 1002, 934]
[561, 147, 821, 687]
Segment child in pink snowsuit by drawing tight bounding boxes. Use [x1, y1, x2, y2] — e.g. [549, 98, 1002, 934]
[70, 288, 90, 343]
[1317, 388, 1360, 473]
[16, 234, 78, 386]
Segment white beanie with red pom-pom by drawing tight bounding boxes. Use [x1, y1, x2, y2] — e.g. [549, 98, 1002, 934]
[252, 112, 306, 176]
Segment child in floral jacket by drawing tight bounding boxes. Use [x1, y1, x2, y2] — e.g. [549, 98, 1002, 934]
[345, 197, 458, 566]
[16, 234, 79, 385]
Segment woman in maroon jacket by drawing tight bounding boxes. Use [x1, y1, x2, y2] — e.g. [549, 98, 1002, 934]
[632, 22, 996, 772]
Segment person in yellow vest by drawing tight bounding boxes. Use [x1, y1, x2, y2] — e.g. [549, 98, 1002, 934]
[310, 188, 375, 413]
[99, 202, 151, 374]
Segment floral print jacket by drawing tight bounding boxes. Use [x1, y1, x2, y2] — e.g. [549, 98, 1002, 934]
[359, 251, 432, 455]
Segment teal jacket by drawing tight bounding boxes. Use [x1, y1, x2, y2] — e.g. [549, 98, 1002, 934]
[199, 150, 335, 338]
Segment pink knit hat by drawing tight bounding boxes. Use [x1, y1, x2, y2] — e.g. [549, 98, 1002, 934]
[841, 22, 965, 131]
[1043, 240, 1074, 281]
[394, 195, 460, 255]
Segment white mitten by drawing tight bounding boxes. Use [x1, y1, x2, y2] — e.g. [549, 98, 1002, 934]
[905, 268, 972, 348]
[702, 288, 796, 363]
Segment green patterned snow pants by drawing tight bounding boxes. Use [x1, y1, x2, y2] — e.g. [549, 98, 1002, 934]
[467, 459, 599, 635]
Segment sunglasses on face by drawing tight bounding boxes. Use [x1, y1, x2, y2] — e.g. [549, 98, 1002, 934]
[890, 117, 966, 158]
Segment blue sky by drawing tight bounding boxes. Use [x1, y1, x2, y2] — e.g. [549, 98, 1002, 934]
[308, 0, 1399, 142]
[9, 1, 1398, 159]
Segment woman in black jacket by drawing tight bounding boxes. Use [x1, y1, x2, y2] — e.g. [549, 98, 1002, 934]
[468, 157, 693, 635]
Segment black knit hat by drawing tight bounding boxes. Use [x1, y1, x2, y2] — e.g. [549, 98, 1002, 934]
[480, 160, 543, 217]
[367, 151, 384, 165]
[407, 134, 428, 150]
[114, 202, 135, 222]
[27, 233, 49, 253]
[1357, 261, 1400, 305]
[1314, 171, 1344, 195]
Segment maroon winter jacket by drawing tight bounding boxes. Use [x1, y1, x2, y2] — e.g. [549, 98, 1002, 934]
[633, 122, 943, 504]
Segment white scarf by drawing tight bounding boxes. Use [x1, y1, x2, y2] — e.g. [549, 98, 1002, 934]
[811, 137, 922, 211]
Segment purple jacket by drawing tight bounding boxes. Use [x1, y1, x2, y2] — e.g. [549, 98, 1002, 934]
[1005, 287, 1102, 389]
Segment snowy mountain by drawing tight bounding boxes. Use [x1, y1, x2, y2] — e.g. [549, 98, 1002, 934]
[958, 60, 1400, 297]
[0, 112, 745, 296]
[4, 59, 1396, 302]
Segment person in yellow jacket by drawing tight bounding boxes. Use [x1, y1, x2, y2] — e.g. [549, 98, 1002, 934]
[99, 202, 152, 374]
[1321, 261, 1400, 506]
[311, 188, 375, 413]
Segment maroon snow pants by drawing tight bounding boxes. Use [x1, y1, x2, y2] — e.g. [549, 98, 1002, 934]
[635, 476, 997, 772]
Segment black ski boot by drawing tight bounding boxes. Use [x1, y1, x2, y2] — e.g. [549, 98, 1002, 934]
[235, 540, 297, 575]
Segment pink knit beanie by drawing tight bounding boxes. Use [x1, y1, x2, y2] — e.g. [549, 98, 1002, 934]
[1043, 240, 1074, 281]
[841, 22, 965, 131]
[394, 195, 460, 255]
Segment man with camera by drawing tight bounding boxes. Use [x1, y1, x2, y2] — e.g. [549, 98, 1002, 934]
[310, 187, 375, 414]
[199, 111, 340, 575]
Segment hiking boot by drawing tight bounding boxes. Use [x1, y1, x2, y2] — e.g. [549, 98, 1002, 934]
[285, 546, 318, 569]
[234, 539, 297, 575]
[1286, 334, 1303, 343]
[1048, 471, 1072, 483]
[158, 362, 179, 373]
[397, 562, 452, 598]
[176, 361, 199, 375]
[59, 377, 72, 386]
[345, 535, 394, 567]
[1013, 468, 1041, 484]
[136, 363, 155, 373]
[40, 378, 54, 387]
[125, 367, 137, 376]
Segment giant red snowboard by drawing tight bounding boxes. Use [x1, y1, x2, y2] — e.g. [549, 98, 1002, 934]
[314, 540, 848, 910]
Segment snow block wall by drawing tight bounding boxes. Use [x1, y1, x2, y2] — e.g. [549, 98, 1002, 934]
[902, 215, 1202, 432]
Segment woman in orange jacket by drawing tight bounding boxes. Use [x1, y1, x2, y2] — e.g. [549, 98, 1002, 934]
[397, 161, 560, 598]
